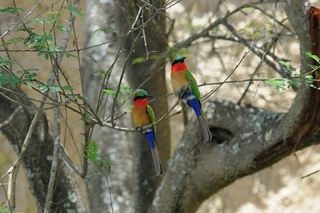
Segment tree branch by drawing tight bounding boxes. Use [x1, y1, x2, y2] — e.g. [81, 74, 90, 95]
[150, 1, 315, 212]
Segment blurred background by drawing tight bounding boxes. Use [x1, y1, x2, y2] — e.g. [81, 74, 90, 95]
[1, 0, 320, 212]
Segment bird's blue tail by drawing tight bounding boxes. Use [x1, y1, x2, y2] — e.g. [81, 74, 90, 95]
[180, 90, 212, 142]
[143, 129, 164, 176]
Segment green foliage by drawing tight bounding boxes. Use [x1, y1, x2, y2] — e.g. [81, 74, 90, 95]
[264, 78, 292, 92]
[22, 32, 59, 59]
[0, 37, 24, 47]
[0, 205, 10, 213]
[0, 73, 20, 88]
[104, 89, 116, 95]
[132, 57, 146, 65]
[94, 69, 109, 77]
[64, 6, 84, 17]
[2, 5, 84, 61]
[0, 56, 11, 67]
[306, 51, 320, 63]
[0, 55, 39, 88]
[264, 56, 319, 91]
[103, 85, 133, 97]
[305, 74, 316, 88]
[0, 6, 24, 14]
[37, 83, 74, 93]
[18, 69, 38, 88]
[279, 60, 296, 75]
[84, 140, 112, 175]
[131, 53, 161, 65]
[16, 26, 35, 33]
[119, 85, 133, 94]
[103, 85, 133, 111]
[85, 140, 99, 161]
[241, 6, 255, 13]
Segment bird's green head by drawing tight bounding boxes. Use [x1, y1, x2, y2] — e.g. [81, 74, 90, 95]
[133, 89, 148, 101]
[172, 54, 186, 65]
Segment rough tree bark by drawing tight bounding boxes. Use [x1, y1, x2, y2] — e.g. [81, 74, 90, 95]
[149, 0, 319, 212]
[1, 0, 319, 212]
[0, 2, 85, 212]
[81, 0, 132, 212]
[116, 1, 171, 212]
[0, 90, 85, 212]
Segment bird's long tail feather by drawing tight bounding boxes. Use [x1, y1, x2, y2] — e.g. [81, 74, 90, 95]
[197, 113, 212, 142]
[150, 145, 164, 176]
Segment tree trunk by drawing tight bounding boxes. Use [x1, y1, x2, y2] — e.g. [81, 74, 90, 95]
[0, 87, 86, 212]
[2, 0, 320, 212]
[81, 0, 132, 212]
[116, 1, 171, 212]
[149, 0, 318, 212]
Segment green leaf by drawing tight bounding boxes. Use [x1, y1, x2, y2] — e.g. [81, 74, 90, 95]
[56, 23, 70, 33]
[306, 51, 320, 63]
[242, 6, 255, 13]
[305, 74, 314, 81]
[85, 140, 99, 161]
[0, 56, 11, 66]
[0, 37, 24, 47]
[38, 84, 49, 93]
[132, 57, 146, 65]
[64, 52, 77, 58]
[264, 78, 291, 92]
[305, 74, 315, 87]
[62, 85, 74, 91]
[279, 60, 296, 75]
[16, 26, 34, 32]
[38, 84, 67, 93]
[0, 73, 20, 88]
[47, 11, 61, 16]
[49, 85, 62, 92]
[64, 6, 84, 17]
[0, 205, 10, 213]
[307, 64, 319, 70]
[103, 89, 116, 95]
[94, 69, 107, 77]
[150, 54, 161, 60]
[120, 85, 133, 94]
[0, 6, 24, 14]
[30, 18, 46, 24]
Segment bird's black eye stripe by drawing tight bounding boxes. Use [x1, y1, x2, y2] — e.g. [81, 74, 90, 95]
[172, 58, 185, 65]
[134, 96, 146, 101]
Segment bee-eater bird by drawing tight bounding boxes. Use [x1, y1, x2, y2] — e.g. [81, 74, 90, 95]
[171, 55, 212, 142]
[131, 89, 164, 176]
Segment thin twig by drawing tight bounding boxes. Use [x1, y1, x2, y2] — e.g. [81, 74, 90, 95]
[202, 23, 266, 101]
[301, 170, 320, 179]
[110, 3, 149, 126]
[44, 0, 80, 211]
[0, 107, 22, 128]
[5, 107, 45, 209]
[0, 0, 45, 39]
[139, 6, 149, 59]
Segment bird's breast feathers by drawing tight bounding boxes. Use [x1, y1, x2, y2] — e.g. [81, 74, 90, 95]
[132, 106, 152, 127]
[171, 71, 189, 93]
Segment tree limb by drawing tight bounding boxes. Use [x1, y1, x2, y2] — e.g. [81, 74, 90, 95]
[150, 1, 315, 212]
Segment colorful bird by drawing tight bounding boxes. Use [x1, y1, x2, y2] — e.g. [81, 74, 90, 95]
[171, 55, 212, 142]
[131, 89, 164, 176]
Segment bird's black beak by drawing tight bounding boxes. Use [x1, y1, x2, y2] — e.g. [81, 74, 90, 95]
[146, 95, 156, 102]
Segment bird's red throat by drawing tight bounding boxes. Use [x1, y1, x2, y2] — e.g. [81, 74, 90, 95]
[172, 63, 187, 72]
[134, 98, 148, 107]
